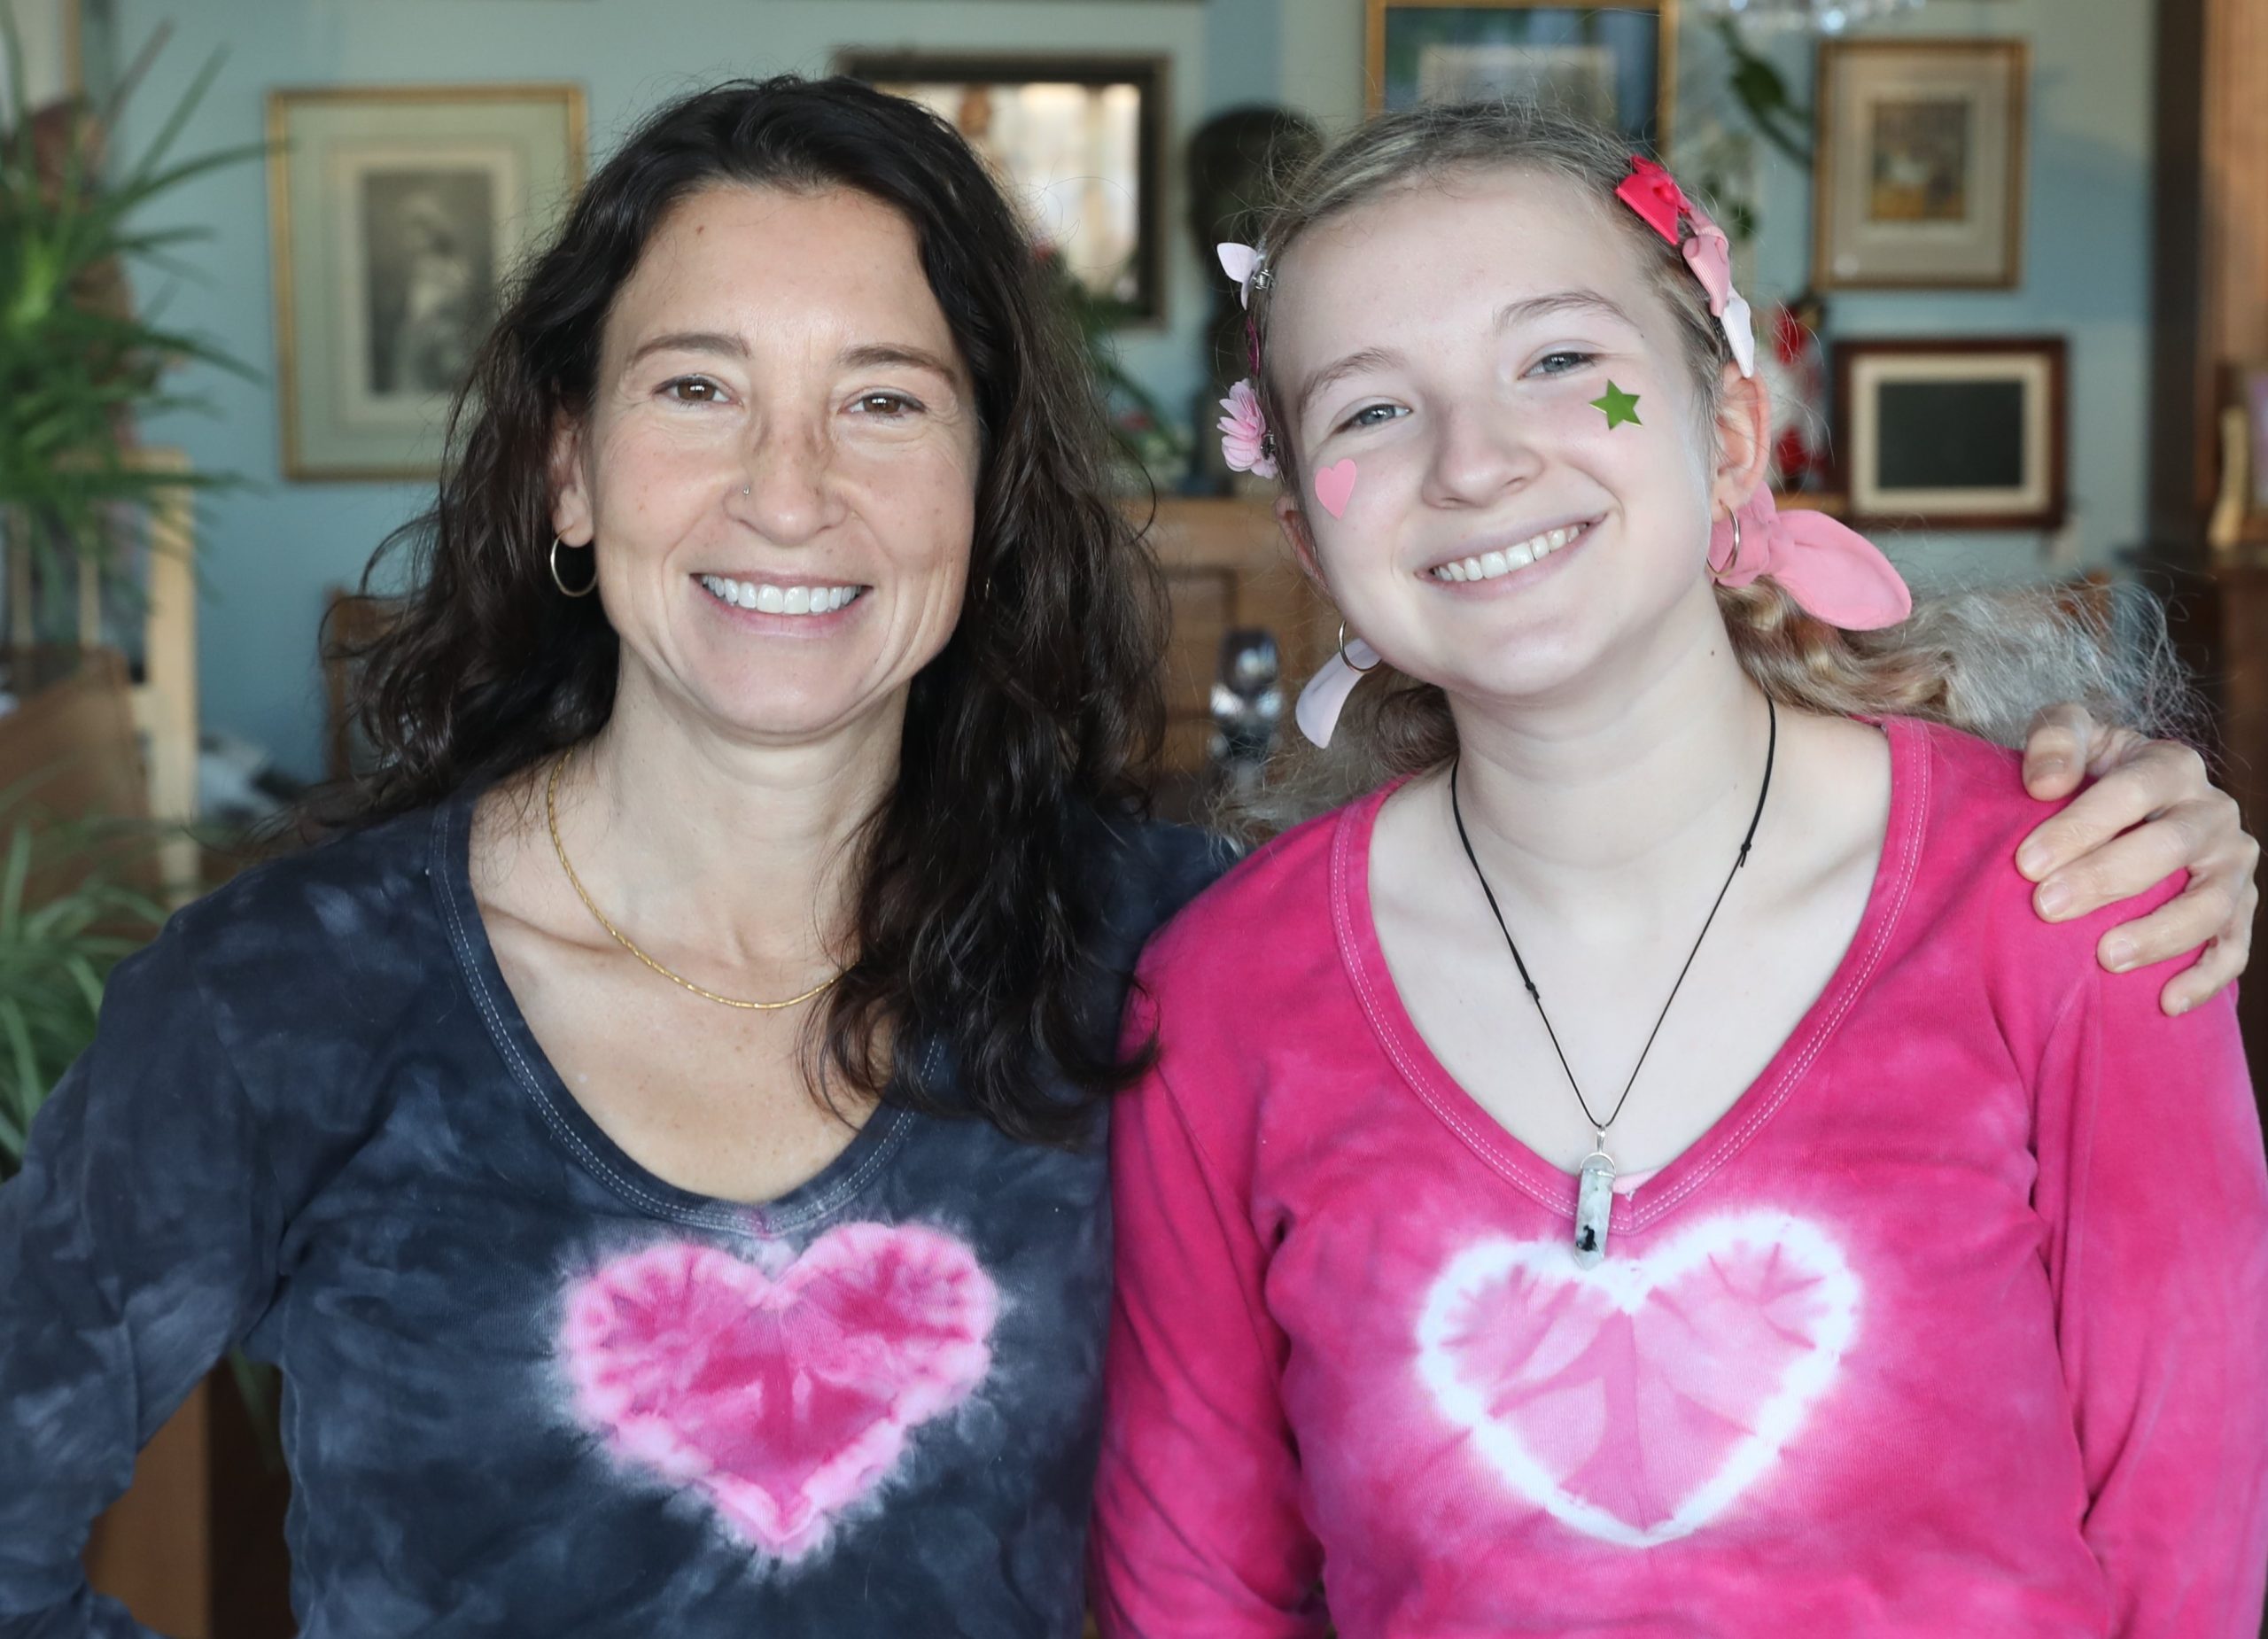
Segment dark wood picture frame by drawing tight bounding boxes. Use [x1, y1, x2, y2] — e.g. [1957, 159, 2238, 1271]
[837, 51, 1169, 323]
[1363, 0, 1676, 148]
[1812, 39, 2029, 291]
[1834, 336, 2069, 532]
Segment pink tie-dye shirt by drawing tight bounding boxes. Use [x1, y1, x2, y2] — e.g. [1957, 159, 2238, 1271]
[1094, 718, 2268, 1639]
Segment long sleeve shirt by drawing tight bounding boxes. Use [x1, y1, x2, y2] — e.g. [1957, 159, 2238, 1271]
[1095, 717, 2268, 1639]
[0, 782, 1223, 1638]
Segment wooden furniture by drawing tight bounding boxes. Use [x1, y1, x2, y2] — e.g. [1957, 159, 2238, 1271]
[2147, 0, 2268, 1089]
[0, 447, 199, 892]
[1143, 493, 1332, 782]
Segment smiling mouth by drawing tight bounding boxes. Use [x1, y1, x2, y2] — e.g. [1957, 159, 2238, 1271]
[696, 573, 866, 617]
[1427, 519, 1597, 583]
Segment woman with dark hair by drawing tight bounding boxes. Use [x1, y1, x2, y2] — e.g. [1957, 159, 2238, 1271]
[0, 78, 1211, 1636]
[0, 75, 2252, 1639]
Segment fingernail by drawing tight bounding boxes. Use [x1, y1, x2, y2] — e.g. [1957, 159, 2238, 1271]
[2037, 881, 2072, 916]
[2017, 843, 2048, 877]
[2033, 755, 2069, 779]
[2103, 937, 2136, 970]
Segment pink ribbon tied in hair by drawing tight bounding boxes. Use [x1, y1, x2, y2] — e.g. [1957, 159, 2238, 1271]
[1711, 486, 1913, 630]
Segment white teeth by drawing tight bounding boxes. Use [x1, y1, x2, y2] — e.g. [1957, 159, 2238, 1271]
[1430, 521, 1592, 584]
[698, 575, 862, 618]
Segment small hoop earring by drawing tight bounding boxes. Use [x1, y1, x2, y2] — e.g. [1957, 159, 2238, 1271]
[549, 535, 597, 598]
[1713, 512, 1744, 583]
[1337, 620, 1381, 672]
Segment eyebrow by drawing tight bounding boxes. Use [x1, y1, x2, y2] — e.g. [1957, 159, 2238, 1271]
[626, 330, 749, 367]
[1494, 290, 1637, 331]
[839, 342, 962, 383]
[1294, 346, 1404, 418]
[624, 332, 964, 386]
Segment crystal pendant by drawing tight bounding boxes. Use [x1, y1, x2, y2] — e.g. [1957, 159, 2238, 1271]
[1573, 1148, 1616, 1269]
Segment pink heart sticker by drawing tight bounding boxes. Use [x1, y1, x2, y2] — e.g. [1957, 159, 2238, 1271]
[1314, 459, 1357, 519]
[562, 1225, 998, 1560]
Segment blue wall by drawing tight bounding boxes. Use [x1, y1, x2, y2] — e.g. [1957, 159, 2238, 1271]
[108, 0, 2155, 780]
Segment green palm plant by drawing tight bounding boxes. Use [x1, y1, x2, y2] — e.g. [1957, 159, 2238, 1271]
[0, 796, 162, 1179]
[0, 8, 259, 622]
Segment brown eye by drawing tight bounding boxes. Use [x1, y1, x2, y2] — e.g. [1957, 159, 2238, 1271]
[665, 377, 723, 404]
[855, 392, 915, 416]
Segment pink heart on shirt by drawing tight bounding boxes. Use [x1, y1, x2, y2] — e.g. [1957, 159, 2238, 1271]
[562, 1224, 998, 1560]
[1416, 1209, 1859, 1547]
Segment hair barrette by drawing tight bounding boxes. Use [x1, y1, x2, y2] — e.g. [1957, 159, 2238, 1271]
[1614, 157, 1756, 379]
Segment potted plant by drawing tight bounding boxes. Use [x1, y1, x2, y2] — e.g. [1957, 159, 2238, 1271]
[0, 8, 256, 641]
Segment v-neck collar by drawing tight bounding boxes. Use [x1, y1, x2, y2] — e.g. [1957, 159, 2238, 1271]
[427, 781, 916, 1240]
[1330, 715, 1930, 1236]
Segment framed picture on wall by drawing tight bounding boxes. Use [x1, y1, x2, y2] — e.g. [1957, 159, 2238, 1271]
[1363, 0, 1674, 147]
[1813, 40, 2027, 290]
[268, 85, 586, 481]
[838, 53, 1168, 322]
[1834, 337, 2067, 532]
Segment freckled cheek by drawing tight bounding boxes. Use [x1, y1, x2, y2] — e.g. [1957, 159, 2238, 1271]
[848, 446, 977, 582]
[594, 425, 726, 541]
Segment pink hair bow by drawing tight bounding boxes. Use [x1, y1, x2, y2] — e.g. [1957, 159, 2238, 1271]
[1711, 486, 1912, 630]
[1615, 158, 1755, 378]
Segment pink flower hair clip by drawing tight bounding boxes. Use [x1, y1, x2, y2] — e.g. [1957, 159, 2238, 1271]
[1614, 156, 1756, 379]
[1216, 241, 1278, 477]
[1217, 379, 1277, 478]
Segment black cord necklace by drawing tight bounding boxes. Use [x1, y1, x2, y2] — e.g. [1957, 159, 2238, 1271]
[1448, 695, 1776, 1268]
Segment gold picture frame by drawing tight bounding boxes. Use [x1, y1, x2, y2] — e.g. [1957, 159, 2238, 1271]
[268, 84, 586, 482]
[1364, 0, 1676, 151]
[1812, 39, 2028, 291]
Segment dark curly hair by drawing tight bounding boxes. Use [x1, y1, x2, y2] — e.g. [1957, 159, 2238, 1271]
[322, 76, 1167, 1143]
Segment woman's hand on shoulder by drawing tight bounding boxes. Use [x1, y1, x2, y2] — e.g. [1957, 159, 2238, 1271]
[2016, 703, 2258, 1015]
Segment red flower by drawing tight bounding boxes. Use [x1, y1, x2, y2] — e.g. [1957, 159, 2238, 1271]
[1614, 156, 1689, 246]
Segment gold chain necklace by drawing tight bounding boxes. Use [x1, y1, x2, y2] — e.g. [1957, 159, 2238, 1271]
[545, 750, 841, 1011]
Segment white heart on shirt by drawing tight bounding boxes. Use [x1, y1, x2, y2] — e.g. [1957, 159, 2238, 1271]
[1416, 1208, 1860, 1548]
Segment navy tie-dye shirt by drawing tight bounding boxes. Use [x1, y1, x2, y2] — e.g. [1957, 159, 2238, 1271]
[0, 784, 1225, 1637]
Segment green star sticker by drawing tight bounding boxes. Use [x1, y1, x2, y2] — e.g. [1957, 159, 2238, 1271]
[1590, 381, 1643, 430]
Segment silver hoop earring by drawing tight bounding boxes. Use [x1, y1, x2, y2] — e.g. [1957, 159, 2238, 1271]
[549, 535, 598, 598]
[1337, 620, 1381, 672]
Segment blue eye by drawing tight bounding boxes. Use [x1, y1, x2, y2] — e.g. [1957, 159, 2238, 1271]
[1531, 351, 1596, 377]
[1340, 402, 1406, 432]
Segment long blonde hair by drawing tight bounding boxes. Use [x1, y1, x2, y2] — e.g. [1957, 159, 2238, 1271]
[1230, 102, 2191, 827]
